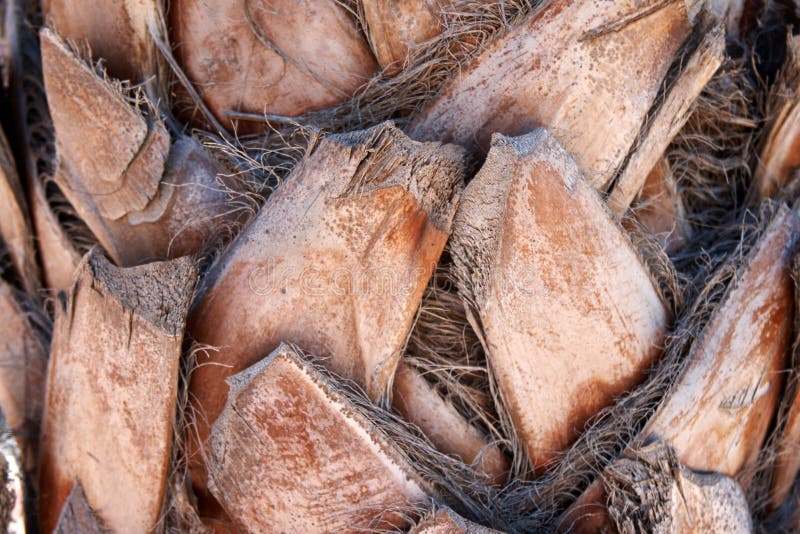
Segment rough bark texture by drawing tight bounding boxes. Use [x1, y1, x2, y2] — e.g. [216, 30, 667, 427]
[169, 0, 377, 132]
[629, 158, 690, 254]
[54, 483, 109, 534]
[607, 19, 724, 215]
[563, 205, 800, 531]
[410, 506, 501, 533]
[605, 441, 752, 533]
[451, 129, 667, 472]
[41, 29, 238, 266]
[363, 0, 447, 73]
[188, 122, 465, 503]
[768, 254, 800, 509]
[0, 281, 46, 468]
[408, 0, 695, 190]
[38, 250, 197, 534]
[392, 361, 509, 483]
[0, 126, 39, 294]
[42, 0, 158, 82]
[208, 343, 430, 532]
[755, 36, 800, 199]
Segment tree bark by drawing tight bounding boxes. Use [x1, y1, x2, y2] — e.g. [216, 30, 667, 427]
[38, 250, 197, 534]
[450, 129, 668, 473]
[208, 343, 430, 532]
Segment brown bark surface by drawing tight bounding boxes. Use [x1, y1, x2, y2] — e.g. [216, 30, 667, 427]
[629, 158, 690, 254]
[41, 29, 238, 266]
[363, 0, 447, 73]
[563, 205, 800, 531]
[188, 122, 464, 500]
[410, 506, 501, 533]
[42, 0, 158, 82]
[169, 0, 377, 132]
[408, 0, 695, 190]
[38, 250, 197, 534]
[208, 343, 430, 532]
[451, 129, 668, 473]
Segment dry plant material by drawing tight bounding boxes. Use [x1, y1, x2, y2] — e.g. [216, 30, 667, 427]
[363, 0, 448, 74]
[392, 362, 508, 482]
[605, 441, 752, 533]
[410, 506, 500, 533]
[189, 122, 464, 498]
[38, 250, 197, 534]
[0, 430, 25, 534]
[29, 176, 83, 291]
[169, 0, 377, 132]
[208, 343, 430, 532]
[408, 0, 696, 190]
[42, 0, 159, 82]
[451, 129, 668, 473]
[563, 205, 800, 531]
[606, 20, 724, 214]
[755, 36, 800, 199]
[41, 29, 238, 266]
[54, 483, 108, 534]
[766, 255, 800, 510]
[628, 158, 691, 254]
[0, 128, 39, 294]
[0, 280, 46, 468]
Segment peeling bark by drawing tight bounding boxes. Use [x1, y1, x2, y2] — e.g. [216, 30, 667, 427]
[0, 126, 39, 294]
[451, 129, 667, 472]
[42, 0, 159, 82]
[38, 250, 197, 534]
[607, 19, 724, 215]
[628, 158, 691, 254]
[54, 483, 108, 534]
[0, 280, 46, 469]
[169, 0, 377, 132]
[410, 506, 501, 533]
[408, 0, 696, 190]
[562, 205, 800, 531]
[363, 0, 447, 74]
[605, 441, 752, 533]
[41, 29, 238, 266]
[755, 36, 800, 199]
[208, 343, 430, 532]
[188, 122, 464, 502]
[392, 362, 509, 483]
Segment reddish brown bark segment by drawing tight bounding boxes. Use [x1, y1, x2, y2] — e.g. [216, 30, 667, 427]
[409, 0, 694, 191]
[451, 129, 668, 473]
[363, 0, 447, 73]
[41, 29, 239, 266]
[38, 250, 197, 534]
[392, 362, 509, 483]
[208, 343, 430, 532]
[188, 122, 465, 500]
[169, 0, 377, 132]
[562, 205, 800, 531]
[42, 0, 158, 82]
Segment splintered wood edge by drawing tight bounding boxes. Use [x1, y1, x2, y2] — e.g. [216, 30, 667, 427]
[54, 483, 108, 534]
[326, 122, 466, 232]
[81, 249, 198, 336]
[607, 19, 725, 215]
[217, 343, 434, 497]
[451, 128, 662, 310]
